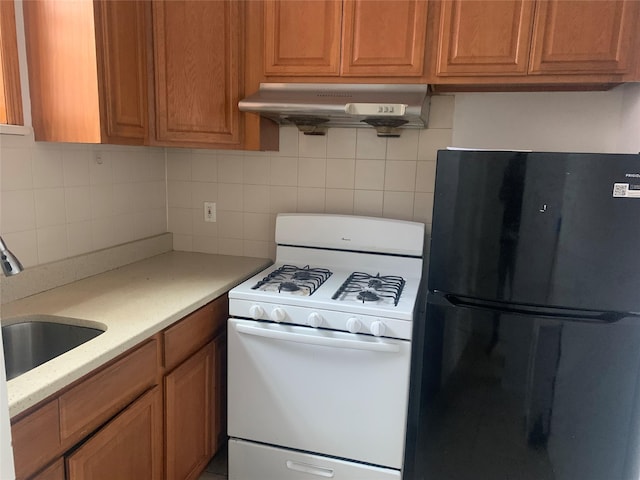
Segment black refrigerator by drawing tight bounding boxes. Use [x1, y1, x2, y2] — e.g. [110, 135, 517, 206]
[404, 150, 640, 480]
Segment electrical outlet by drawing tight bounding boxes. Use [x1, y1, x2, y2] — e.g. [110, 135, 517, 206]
[204, 202, 216, 222]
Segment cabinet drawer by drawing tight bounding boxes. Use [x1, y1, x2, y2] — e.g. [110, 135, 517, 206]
[11, 400, 61, 480]
[59, 339, 158, 443]
[164, 295, 227, 371]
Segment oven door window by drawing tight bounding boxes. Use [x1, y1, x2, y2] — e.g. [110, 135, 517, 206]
[228, 318, 412, 470]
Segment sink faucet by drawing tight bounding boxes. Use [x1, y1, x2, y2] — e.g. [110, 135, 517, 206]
[0, 236, 23, 276]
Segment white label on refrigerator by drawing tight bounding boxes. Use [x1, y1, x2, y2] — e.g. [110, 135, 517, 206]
[613, 183, 640, 198]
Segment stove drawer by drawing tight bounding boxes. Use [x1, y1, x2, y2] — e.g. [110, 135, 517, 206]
[229, 439, 401, 480]
[228, 318, 411, 469]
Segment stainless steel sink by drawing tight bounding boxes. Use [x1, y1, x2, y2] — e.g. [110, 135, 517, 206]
[2, 316, 105, 380]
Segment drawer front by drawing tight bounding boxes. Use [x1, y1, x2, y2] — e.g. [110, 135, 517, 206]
[229, 439, 401, 480]
[164, 295, 227, 370]
[12, 400, 61, 480]
[59, 339, 158, 442]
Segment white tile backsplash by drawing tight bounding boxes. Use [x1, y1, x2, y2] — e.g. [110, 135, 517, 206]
[356, 129, 388, 160]
[0, 95, 452, 265]
[192, 151, 218, 182]
[62, 150, 91, 186]
[325, 188, 354, 215]
[32, 146, 63, 188]
[355, 159, 386, 190]
[298, 157, 326, 188]
[34, 187, 66, 227]
[166, 96, 453, 259]
[383, 191, 415, 221]
[218, 154, 244, 183]
[1, 147, 33, 190]
[0, 133, 168, 269]
[354, 189, 384, 217]
[384, 161, 417, 192]
[1, 189, 36, 233]
[37, 224, 68, 263]
[326, 158, 355, 189]
[327, 129, 357, 159]
[243, 155, 269, 185]
[243, 184, 270, 213]
[297, 187, 326, 213]
[269, 157, 298, 186]
[65, 186, 91, 223]
[386, 129, 420, 160]
[298, 132, 327, 158]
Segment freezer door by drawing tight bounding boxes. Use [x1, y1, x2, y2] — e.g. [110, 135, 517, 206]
[429, 150, 640, 312]
[406, 296, 640, 480]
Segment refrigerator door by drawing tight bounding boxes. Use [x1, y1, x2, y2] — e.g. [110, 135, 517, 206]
[406, 293, 640, 480]
[429, 151, 640, 312]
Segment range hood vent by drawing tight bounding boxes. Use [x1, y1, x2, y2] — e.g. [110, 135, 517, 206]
[239, 83, 430, 137]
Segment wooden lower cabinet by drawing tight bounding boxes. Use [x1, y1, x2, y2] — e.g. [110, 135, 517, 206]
[66, 387, 163, 480]
[11, 296, 229, 480]
[30, 460, 65, 480]
[165, 342, 216, 480]
[213, 330, 227, 452]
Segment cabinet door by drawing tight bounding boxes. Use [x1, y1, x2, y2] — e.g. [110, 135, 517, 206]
[153, 0, 242, 146]
[94, 0, 149, 144]
[341, 0, 428, 77]
[165, 342, 216, 480]
[30, 460, 64, 480]
[264, 0, 342, 76]
[66, 387, 163, 480]
[11, 400, 61, 480]
[530, 0, 640, 75]
[435, 0, 534, 76]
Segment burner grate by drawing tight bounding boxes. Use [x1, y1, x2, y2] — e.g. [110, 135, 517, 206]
[332, 272, 405, 306]
[252, 265, 332, 296]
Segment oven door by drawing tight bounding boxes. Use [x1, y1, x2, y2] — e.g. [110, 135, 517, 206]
[228, 318, 412, 470]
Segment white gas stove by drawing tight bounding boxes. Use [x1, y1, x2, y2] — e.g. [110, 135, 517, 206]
[227, 214, 425, 480]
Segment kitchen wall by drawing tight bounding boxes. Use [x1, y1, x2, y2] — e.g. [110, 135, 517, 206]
[0, 134, 166, 269]
[618, 83, 640, 153]
[166, 95, 455, 260]
[451, 84, 639, 153]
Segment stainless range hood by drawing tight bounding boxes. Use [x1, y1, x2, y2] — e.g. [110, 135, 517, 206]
[238, 83, 430, 137]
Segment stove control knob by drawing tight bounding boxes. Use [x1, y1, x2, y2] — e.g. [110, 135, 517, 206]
[271, 307, 286, 323]
[370, 321, 386, 337]
[249, 305, 264, 320]
[307, 312, 323, 328]
[346, 317, 362, 334]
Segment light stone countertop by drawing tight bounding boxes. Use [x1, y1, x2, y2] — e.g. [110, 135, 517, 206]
[2, 251, 272, 418]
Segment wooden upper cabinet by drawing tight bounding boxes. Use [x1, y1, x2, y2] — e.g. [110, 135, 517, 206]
[23, 0, 148, 144]
[264, 0, 342, 76]
[94, 1, 149, 143]
[529, 0, 640, 75]
[342, 0, 428, 77]
[263, 0, 428, 78]
[152, 0, 242, 147]
[429, 0, 640, 86]
[435, 0, 534, 76]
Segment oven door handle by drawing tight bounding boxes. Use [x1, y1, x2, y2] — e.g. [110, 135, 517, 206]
[234, 323, 401, 353]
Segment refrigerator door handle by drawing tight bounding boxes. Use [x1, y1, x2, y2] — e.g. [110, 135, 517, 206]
[438, 293, 631, 324]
